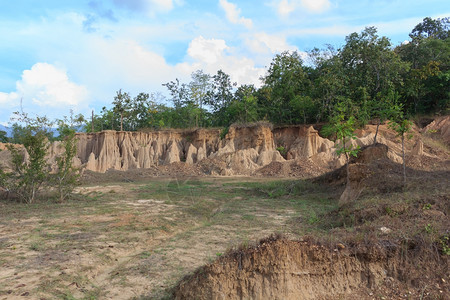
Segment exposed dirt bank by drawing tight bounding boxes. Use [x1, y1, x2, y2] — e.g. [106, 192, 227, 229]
[174, 236, 449, 300]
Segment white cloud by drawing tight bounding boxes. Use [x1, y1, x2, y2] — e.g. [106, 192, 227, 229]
[186, 36, 265, 86]
[0, 63, 89, 121]
[278, 0, 296, 17]
[187, 36, 229, 64]
[246, 32, 297, 54]
[277, 0, 331, 17]
[301, 0, 330, 13]
[18, 63, 88, 108]
[219, 0, 253, 29]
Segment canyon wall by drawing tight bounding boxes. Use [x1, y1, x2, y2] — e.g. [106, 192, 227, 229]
[2, 119, 429, 175]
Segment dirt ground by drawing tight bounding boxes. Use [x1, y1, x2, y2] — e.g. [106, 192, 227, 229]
[0, 176, 338, 299]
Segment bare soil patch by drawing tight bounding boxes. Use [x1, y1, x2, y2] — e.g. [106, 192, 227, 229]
[0, 177, 336, 299]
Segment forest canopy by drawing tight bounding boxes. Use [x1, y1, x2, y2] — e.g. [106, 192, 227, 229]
[62, 17, 450, 132]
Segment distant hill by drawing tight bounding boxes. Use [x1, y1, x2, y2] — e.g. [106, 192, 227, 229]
[0, 124, 84, 139]
[0, 124, 12, 137]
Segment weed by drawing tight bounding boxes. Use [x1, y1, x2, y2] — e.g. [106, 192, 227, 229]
[422, 203, 432, 210]
[307, 211, 320, 224]
[439, 235, 450, 255]
[140, 251, 152, 259]
[276, 146, 287, 158]
[29, 240, 44, 251]
[424, 223, 434, 234]
[242, 214, 255, 221]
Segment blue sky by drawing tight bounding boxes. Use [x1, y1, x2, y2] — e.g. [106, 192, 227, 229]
[0, 0, 449, 125]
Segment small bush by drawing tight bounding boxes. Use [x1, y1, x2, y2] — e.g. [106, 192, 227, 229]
[276, 146, 287, 158]
[219, 127, 229, 140]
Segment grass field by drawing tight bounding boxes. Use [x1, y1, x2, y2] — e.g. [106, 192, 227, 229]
[0, 177, 339, 299]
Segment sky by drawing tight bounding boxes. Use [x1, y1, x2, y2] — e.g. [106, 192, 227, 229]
[0, 0, 449, 126]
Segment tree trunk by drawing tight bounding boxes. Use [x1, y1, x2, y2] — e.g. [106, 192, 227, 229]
[91, 110, 94, 133]
[120, 113, 123, 131]
[345, 152, 350, 186]
[402, 135, 406, 185]
[343, 137, 350, 186]
[373, 120, 380, 144]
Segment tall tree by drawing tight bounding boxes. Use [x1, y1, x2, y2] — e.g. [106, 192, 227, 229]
[206, 70, 235, 126]
[262, 51, 310, 124]
[396, 17, 449, 113]
[189, 70, 211, 127]
[340, 27, 408, 103]
[53, 112, 81, 202]
[308, 46, 347, 122]
[113, 89, 131, 131]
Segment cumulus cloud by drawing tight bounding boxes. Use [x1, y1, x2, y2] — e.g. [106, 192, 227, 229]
[219, 0, 253, 29]
[0, 63, 89, 121]
[187, 36, 229, 64]
[186, 36, 265, 86]
[277, 0, 331, 17]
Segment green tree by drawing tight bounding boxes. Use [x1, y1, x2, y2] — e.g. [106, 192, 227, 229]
[113, 89, 131, 131]
[340, 27, 408, 105]
[261, 51, 310, 124]
[396, 17, 449, 114]
[189, 70, 211, 127]
[229, 84, 259, 124]
[410, 17, 449, 40]
[163, 78, 189, 109]
[0, 130, 7, 143]
[206, 70, 236, 126]
[369, 91, 398, 144]
[308, 46, 347, 121]
[322, 102, 360, 185]
[6, 112, 52, 203]
[388, 107, 413, 185]
[53, 112, 82, 201]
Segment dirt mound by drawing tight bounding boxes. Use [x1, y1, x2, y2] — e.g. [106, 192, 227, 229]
[255, 159, 330, 178]
[173, 236, 449, 300]
[423, 115, 450, 144]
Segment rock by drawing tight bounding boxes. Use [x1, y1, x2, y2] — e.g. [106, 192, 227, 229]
[423, 210, 446, 218]
[424, 115, 450, 144]
[380, 227, 392, 234]
[411, 140, 424, 156]
[185, 144, 197, 165]
[164, 141, 180, 164]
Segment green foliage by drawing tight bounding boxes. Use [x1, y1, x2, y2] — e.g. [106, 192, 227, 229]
[219, 127, 229, 140]
[322, 104, 360, 158]
[53, 117, 81, 202]
[260, 50, 310, 124]
[0, 130, 7, 143]
[276, 146, 287, 158]
[322, 102, 360, 185]
[440, 235, 450, 255]
[113, 89, 132, 131]
[1, 110, 82, 203]
[6, 112, 52, 203]
[389, 111, 413, 184]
